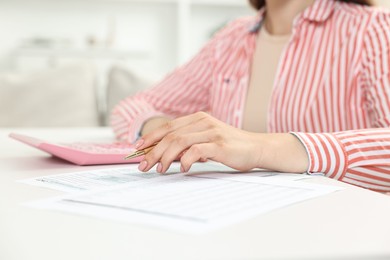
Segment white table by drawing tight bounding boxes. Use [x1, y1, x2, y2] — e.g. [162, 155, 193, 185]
[1, 127, 390, 260]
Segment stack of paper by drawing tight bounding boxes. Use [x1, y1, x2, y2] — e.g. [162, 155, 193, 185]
[24, 163, 341, 233]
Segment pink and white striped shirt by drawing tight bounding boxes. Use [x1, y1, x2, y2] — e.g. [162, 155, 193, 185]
[111, 0, 390, 192]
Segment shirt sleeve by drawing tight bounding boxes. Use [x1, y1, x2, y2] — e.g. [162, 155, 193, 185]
[292, 11, 390, 192]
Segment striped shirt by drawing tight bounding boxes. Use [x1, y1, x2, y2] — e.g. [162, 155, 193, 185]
[111, 0, 390, 192]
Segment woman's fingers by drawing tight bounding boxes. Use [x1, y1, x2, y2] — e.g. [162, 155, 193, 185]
[139, 129, 219, 173]
[180, 143, 217, 172]
[137, 112, 210, 149]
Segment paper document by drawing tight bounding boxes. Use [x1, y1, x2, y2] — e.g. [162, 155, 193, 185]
[19, 162, 310, 193]
[29, 172, 341, 233]
[20, 165, 168, 193]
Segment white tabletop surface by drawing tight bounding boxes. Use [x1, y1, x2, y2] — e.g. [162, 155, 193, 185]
[1, 127, 390, 260]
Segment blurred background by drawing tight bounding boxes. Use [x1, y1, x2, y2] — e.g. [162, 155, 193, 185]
[0, 0, 388, 128]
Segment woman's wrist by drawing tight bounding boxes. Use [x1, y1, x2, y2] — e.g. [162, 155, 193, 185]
[255, 133, 309, 173]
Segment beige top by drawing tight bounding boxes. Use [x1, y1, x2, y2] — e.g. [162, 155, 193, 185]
[242, 25, 291, 133]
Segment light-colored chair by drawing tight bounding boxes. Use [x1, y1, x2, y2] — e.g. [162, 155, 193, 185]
[106, 65, 154, 125]
[0, 63, 100, 127]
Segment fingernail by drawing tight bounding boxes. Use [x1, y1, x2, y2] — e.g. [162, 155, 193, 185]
[135, 139, 144, 149]
[157, 162, 163, 173]
[138, 160, 147, 171]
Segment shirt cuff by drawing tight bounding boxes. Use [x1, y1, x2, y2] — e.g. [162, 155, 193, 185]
[126, 111, 167, 143]
[290, 132, 348, 180]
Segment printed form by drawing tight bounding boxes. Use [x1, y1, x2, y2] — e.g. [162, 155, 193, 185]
[27, 164, 340, 233]
[19, 162, 311, 193]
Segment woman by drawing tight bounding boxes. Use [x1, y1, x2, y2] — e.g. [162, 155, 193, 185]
[111, 0, 390, 192]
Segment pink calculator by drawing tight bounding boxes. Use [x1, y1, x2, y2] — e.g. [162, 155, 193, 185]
[9, 133, 141, 165]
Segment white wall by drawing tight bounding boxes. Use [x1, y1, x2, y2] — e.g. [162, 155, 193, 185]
[0, 1, 178, 75]
[0, 0, 253, 77]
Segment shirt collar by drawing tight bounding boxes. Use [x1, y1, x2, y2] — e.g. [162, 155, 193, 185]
[301, 0, 336, 23]
[248, 0, 336, 33]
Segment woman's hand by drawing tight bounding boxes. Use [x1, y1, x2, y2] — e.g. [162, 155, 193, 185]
[136, 112, 309, 174]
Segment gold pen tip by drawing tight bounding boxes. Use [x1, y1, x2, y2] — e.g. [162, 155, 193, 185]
[124, 154, 135, 160]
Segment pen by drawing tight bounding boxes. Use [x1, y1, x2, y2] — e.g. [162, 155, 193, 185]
[124, 143, 158, 160]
